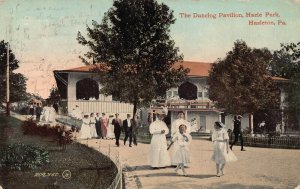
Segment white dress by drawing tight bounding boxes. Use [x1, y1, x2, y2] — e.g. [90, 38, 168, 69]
[89, 117, 98, 138]
[171, 118, 191, 165]
[41, 107, 56, 122]
[211, 128, 237, 164]
[172, 132, 192, 165]
[80, 118, 92, 139]
[148, 120, 171, 168]
[106, 119, 115, 139]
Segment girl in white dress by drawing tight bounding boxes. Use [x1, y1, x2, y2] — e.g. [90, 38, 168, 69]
[90, 113, 98, 138]
[211, 121, 237, 177]
[79, 114, 92, 139]
[173, 124, 192, 176]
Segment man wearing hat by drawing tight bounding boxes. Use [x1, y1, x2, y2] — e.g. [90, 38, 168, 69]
[230, 115, 246, 151]
[148, 109, 171, 168]
[112, 113, 122, 147]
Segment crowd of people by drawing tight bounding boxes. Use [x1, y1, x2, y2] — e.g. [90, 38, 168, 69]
[76, 107, 243, 177]
[148, 110, 239, 177]
[79, 112, 140, 148]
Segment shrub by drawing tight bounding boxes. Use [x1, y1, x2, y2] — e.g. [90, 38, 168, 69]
[0, 143, 49, 171]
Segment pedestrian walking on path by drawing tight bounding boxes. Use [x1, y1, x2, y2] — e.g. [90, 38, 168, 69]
[112, 113, 122, 147]
[148, 109, 171, 168]
[230, 115, 246, 151]
[173, 124, 192, 176]
[212, 121, 237, 177]
[171, 111, 191, 166]
[123, 114, 134, 147]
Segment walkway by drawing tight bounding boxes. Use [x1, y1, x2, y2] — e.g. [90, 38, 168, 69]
[84, 138, 300, 189]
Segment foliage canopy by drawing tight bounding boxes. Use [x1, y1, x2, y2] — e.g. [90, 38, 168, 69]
[77, 0, 189, 115]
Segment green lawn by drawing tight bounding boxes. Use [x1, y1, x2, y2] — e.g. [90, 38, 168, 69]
[0, 115, 117, 189]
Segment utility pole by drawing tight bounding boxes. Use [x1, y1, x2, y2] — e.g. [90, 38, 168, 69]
[6, 42, 10, 116]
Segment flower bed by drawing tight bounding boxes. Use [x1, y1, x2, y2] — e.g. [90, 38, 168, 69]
[22, 119, 73, 148]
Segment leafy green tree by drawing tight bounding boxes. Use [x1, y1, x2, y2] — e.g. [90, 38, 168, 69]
[0, 40, 27, 103]
[77, 0, 188, 116]
[270, 43, 300, 79]
[208, 40, 279, 115]
[271, 42, 300, 131]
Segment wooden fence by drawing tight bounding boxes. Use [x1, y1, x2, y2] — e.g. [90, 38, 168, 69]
[230, 135, 300, 149]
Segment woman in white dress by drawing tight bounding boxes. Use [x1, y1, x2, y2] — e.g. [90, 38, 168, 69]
[79, 114, 92, 139]
[211, 121, 237, 177]
[173, 124, 192, 176]
[148, 110, 171, 168]
[89, 113, 98, 138]
[106, 115, 115, 139]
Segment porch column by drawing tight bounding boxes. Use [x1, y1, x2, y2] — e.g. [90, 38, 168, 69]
[249, 114, 254, 136]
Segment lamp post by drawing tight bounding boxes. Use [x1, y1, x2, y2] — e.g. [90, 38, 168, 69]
[6, 42, 10, 116]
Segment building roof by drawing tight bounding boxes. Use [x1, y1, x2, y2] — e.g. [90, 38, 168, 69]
[54, 61, 288, 80]
[54, 61, 213, 76]
[173, 61, 212, 77]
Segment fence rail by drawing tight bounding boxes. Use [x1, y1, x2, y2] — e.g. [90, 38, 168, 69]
[83, 141, 123, 189]
[230, 135, 300, 149]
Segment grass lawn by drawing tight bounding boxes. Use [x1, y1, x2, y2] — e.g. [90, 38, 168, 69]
[0, 115, 117, 189]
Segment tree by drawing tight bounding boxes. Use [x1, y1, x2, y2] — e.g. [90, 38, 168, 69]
[270, 42, 300, 131]
[77, 0, 188, 117]
[270, 43, 300, 79]
[208, 40, 279, 115]
[48, 86, 61, 105]
[0, 40, 27, 103]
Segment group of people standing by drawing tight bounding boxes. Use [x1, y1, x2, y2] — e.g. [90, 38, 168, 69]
[28, 103, 57, 123]
[79, 112, 140, 148]
[148, 111, 240, 177]
[79, 112, 112, 140]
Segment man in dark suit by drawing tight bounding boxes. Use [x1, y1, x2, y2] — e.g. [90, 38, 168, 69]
[112, 113, 122, 147]
[123, 114, 133, 147]
[230, 115, 246, 151]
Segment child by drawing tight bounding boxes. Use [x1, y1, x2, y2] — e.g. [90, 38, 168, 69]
[172, 124, 192, 176]
[79, 114, 92, 139]
[211, 121, 237, 177]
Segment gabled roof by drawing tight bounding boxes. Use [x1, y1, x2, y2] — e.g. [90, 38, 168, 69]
[173, 61, 212, 77]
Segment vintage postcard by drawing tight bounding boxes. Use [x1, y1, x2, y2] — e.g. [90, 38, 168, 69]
[0, 0, 299, 189]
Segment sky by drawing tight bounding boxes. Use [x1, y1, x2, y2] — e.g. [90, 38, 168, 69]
[0, 0, 300, 98]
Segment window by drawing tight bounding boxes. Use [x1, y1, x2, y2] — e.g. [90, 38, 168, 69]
[197, 92, 203, 98]
[178, 82, 197, 100]
[204, 91, 209, 98]
[167, 91, 172, 98]
[76, 78, 99, 100]
[173, 91, 178, 96]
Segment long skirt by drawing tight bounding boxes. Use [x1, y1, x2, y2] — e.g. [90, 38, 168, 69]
[211, 141, 237, 164]
[80, 125, 92, 139]
[148, 134, 171, 167]
[90, 124, 98, 138]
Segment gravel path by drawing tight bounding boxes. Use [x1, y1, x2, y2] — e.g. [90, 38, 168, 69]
[85, 138, 300, 189]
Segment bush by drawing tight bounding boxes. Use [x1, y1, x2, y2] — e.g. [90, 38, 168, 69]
[0, 143, 49, 170]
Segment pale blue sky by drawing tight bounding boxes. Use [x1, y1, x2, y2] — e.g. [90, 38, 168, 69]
[0, 0, 299, 97]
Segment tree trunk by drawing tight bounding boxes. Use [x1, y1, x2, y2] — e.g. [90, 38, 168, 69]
[6, 101, 10, 116]
[132, 99, 138, 121]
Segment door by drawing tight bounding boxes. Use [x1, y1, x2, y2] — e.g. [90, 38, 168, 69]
[199, 115, 206, 131]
